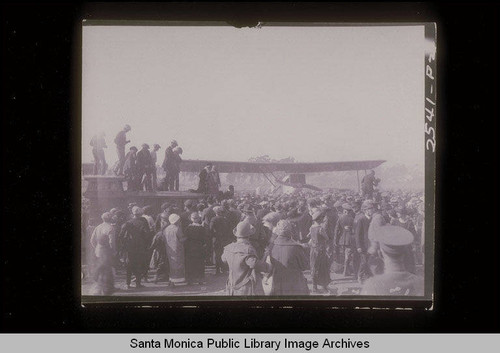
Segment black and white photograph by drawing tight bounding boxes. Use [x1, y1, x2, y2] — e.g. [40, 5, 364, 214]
[80, 22, 436, 303]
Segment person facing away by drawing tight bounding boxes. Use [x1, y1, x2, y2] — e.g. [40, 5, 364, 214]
[171, 146, 183, 191]
[90, 131, 108, 175]
[163, 213, 187, 285]
[207, 165, 221, 195]
[161, 140, 178, 190]
[184, 212, 207, 285]
[119, 206, 150, 289]
[123, 146, 138, 191]
[308, 210, 331, 293]
[361, 170, 380, 199]
[150, 144, 161, 191]
[266, 219, 310, 296]
[136, 143, 153, 191]
[90, 212, 115, 295]
[361, 225, 424, 296]
[113, 124, 131, 176]
[221, 221, 262, 296]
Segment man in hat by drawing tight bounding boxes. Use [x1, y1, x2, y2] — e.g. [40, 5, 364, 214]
[353, 200, 377, 283]
[171, 146, 183, 191]
[90, 131, 108, 175]
[181, 199, 197, 231]
[308, 209, 331, 293]
[391, 206, 417, 274]
[119, 206, 151, 289]
[150, 144, 161, 191]
[221, 221, 260, 295]
[210, 206, 231, 274]
[123, 146, 138, 191]
[201, 197, 217, 265]
[361, 225, 424, 296]
[335, 203, 355, 277]
[161, 140, 178, 191]
[113, 124, 131, 176]
[136, 143, 153, 191]
[361, 170, 380, 199]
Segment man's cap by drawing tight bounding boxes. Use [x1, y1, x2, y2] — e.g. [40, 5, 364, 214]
[173, 146, 183, 154]
[171, 139, 178, 145]
[130, 146, 138, 151]
[169, 213, 181, 224]
[184, 199, 194, 207]
[233, 221, 256, 238]
[124, 124, 131, 130]
[109, 208, 120, 215]
[372, 225, 414, 256]
[141, 143, 150, 149]
[131, 206, 143, 216]
[128, 202, 137, 209]
[153, 144, 161, 149]
[333, 200, 343, 208]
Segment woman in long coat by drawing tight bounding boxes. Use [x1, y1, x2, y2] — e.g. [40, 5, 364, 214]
[267, 219, 309, 296]
[184, 212, 206, 284]
[149, 211, 170, 283]
[163, 213, 187, 285]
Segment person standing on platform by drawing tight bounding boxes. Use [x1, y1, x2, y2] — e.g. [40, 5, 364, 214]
[113, 124, 131, 176]
[172, 146, 183, 191]
[90, 132, 108, 175]
[207, 165, 221, 195]
[184, 212, 207, 285]
[150, 144, 161, 191]
[361, 225, 424, 296]
[161, 140, 178, 191]
[361, 170, 380, 200]
[136, 144, 153, 192]
[163, 213, 187, 286]
[123, 146, 138, 191]
[196, 163, 212, 193]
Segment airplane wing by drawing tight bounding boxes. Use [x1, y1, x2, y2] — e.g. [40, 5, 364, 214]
[179, 159, 386, 173]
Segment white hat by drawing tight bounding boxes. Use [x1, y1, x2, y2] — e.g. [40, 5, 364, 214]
[168, 213, 181, 224]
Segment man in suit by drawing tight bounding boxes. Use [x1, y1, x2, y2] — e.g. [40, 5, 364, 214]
[113, 124, 131, 176]
[161, 140, 178, 191]
[361, 225, 424, 296]
[136, 144, 153, 191]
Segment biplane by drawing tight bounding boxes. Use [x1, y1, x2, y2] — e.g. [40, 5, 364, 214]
[179, 159, 386, 194]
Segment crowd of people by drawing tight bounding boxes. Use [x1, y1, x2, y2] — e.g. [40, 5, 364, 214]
[84, 184, 425, 297]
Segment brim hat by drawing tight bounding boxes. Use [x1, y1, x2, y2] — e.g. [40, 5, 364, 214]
[372, 225, 414, 256]
[168, 213, 181, 224]
[233, 221, 256, 238]
[341, 203, 352, 211]
[361, 200, 376, 211]
[160, 211, 170, 220]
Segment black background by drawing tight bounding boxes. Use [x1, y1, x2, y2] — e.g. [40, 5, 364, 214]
[1, 2, 499, 332]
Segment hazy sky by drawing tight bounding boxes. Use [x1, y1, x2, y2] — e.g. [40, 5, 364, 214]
[82, 25, 425, 166]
